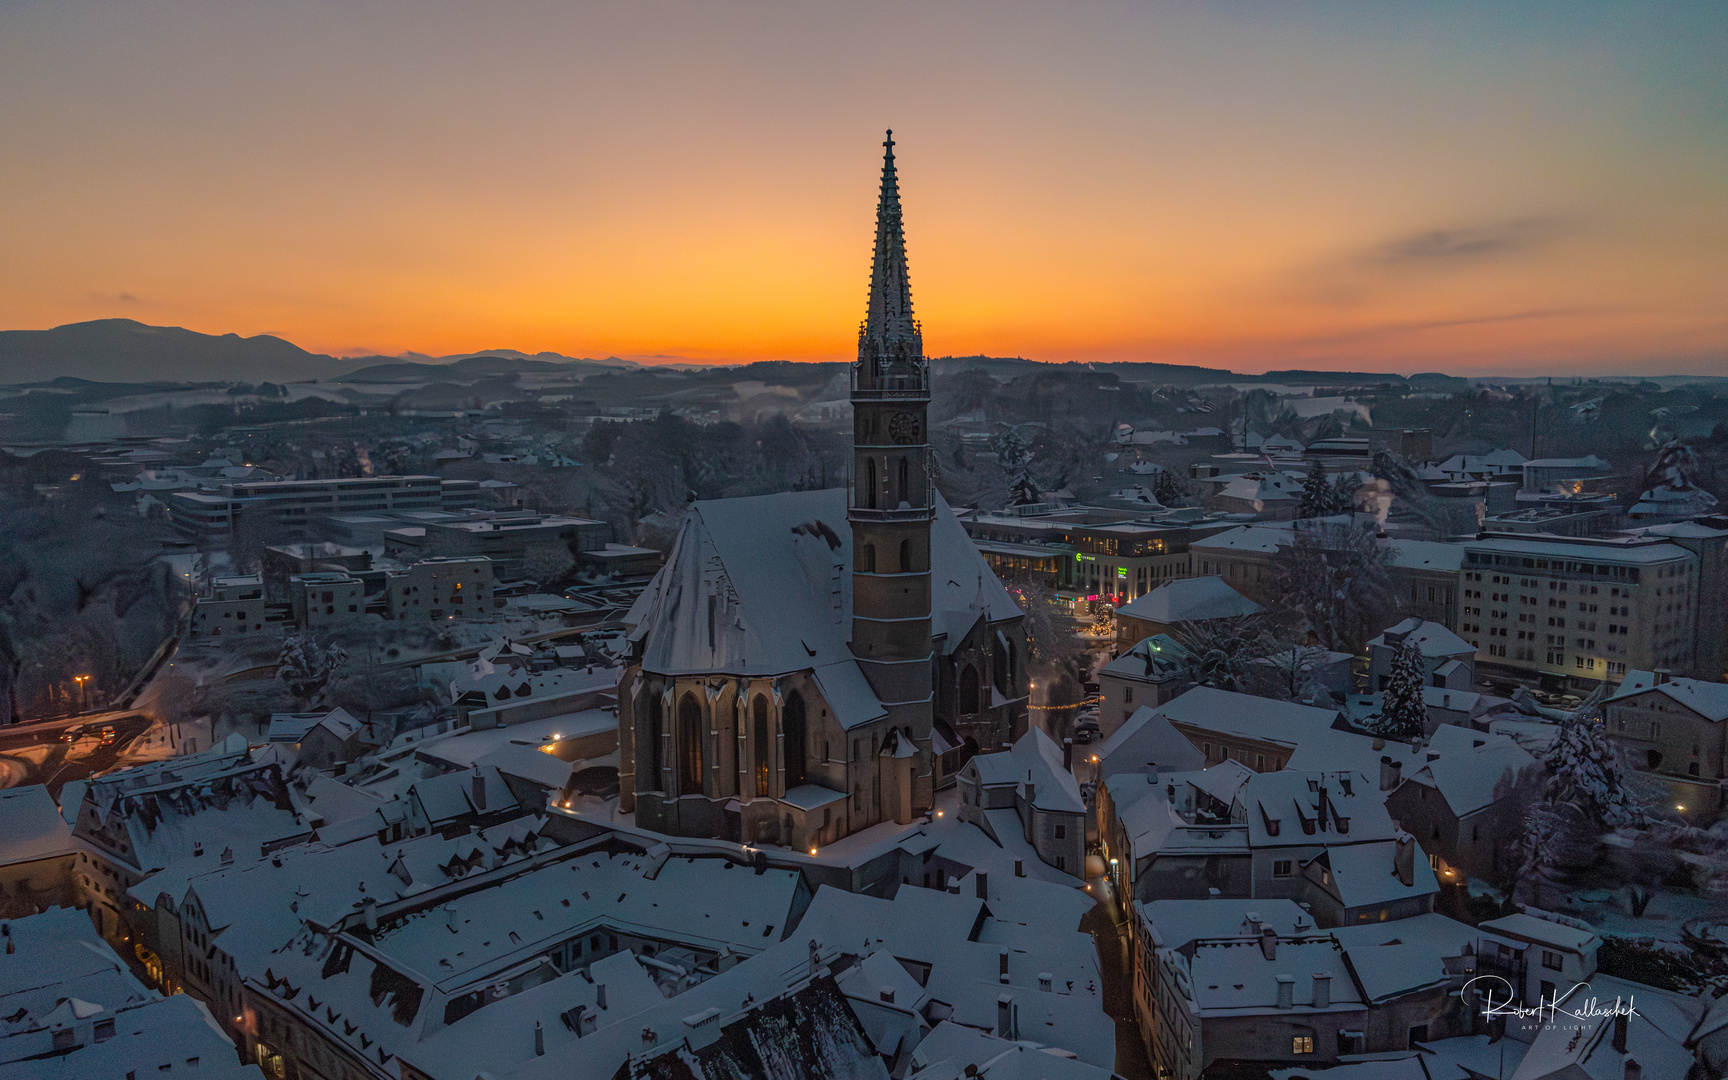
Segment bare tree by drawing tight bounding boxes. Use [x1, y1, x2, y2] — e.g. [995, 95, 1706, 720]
[1268, 520, 1395, 653]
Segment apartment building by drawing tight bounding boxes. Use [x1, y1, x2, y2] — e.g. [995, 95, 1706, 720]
[388, 556, 496, 621]
[384, 511, 610, 581]
[168, 475, 456, 539]
[288, 571, 367, 630]
[1458, 533, 1700, 687]
[190, 574, 271, 639]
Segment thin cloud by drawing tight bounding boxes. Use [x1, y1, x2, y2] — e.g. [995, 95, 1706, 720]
[88, 291, 146, 305]
[1369, 217, 1563, 267]
[1292, 305, 1617, 347]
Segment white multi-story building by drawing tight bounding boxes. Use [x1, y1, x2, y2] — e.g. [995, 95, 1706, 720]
[1458, 533, 1700, 687]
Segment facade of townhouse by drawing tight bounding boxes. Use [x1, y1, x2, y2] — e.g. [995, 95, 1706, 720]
[1604, 668, 1728, 819]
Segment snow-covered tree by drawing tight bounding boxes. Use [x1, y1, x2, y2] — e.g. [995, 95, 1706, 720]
[1544, 685, 1640, 829]
[277, 634, 347, 705]
[1367, 638, 1427, 739]
[1169, 616, 1268, 694]
[991, 429, 1042, 507]
[1268, 521, 1395, 654]
[1151, 468, 1196, 508]
[1513, 803, 1598, 909]
[1297, 470, 1352, 519]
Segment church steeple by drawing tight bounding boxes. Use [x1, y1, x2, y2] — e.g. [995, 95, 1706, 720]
[857, 130, 926, 390]
[848, 128, 935, 824]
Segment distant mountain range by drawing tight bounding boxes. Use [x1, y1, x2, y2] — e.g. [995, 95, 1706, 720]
[0, 320, 638, 386]
[5, 318, 1720, 389]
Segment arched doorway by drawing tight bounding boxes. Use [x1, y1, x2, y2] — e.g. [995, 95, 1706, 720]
[783, 692, 807, 787]
[752, 695, 771, 798]
[959, 664, 980, 714]
[676, 693, 704, 796]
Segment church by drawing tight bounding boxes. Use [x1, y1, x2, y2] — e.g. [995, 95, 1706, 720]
[617, 134, 1030, 850]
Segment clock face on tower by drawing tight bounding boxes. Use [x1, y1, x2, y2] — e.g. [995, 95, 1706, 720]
[888, 411, 921, 445]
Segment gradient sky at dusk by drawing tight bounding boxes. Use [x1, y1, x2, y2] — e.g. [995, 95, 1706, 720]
[3, 1, 1725, 374]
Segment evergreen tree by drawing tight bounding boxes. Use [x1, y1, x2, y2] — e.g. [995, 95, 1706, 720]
[1297, 469, 1333, 518]
[1543, 685, 1639, 828]
[1369, 638, 1427, 739]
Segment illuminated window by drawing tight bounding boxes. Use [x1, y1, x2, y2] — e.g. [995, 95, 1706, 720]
[1292, 1036, 1314, 1054]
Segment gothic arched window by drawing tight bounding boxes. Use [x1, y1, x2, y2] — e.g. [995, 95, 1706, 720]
[860, 544, 875, 573]
[645, 693, 664, 791]
[899, 538, 911, 573]
[752, 695, 771, 798]
[865, 458, 878, 509]
[784, 692, 808, 788]
[676, 693, 704, 796]
[960, 664, 980, 715]
[897, 457, 910, 505]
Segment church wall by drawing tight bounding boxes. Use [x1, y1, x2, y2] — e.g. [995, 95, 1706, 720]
[622, 666, 873, 847]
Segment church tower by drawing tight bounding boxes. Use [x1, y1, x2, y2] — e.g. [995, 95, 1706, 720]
[850, 131, 935, 813]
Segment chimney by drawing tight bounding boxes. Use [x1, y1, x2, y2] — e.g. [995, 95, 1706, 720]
[1613, 1012, 1628, 1053]
[1275, 975, 1294, 1009]
[1394, 832, 1415, 888]
[1260, 927, 1279, 961]
[1038, 972, 1053, 993]
[1312, 973, 1331, 1009]
[1625, 1062, 1641, 1080]
[1024, 781, 1037, 806]
[808, 939, 821, 977]
[998, 947, 1010, 983]
[1244, 912, 1263, 938]
[472, 767, 487, 811]
[879, 986, 895, 1004]
[534, 1020, 544, 1056]
[596, 983, 607, 1010]
[1653, 669, 1670, 685]
[361, 896, 377, 932]
[996, 994, 1017, 1039]
[1014, 860, 1024, 878]
[220, 846, 234, 865]
[976, 872, 988, 900]
[1379, 756, 1402, 791]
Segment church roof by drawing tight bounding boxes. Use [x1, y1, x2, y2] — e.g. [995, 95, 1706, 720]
[625, 489, 1018, 695]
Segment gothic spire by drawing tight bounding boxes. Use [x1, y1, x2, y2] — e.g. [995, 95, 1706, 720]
[860, 130, 922, 371]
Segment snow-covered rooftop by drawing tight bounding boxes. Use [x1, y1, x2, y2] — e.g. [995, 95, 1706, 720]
[1114, 576, 1262, 624]
[1610, 669, 1728, 721]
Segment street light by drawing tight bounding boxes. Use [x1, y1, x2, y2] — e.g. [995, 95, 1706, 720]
[74, 675, 89, 710]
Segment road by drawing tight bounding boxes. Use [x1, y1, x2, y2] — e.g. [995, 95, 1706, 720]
[1081, 898, 1155, 1079]
[0, 711, 153, 797]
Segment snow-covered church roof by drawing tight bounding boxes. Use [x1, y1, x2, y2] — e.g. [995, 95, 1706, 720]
[624, 488, 1019, 685]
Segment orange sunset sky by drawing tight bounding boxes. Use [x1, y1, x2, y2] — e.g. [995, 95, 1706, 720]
[2, 1, 1725, 375]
